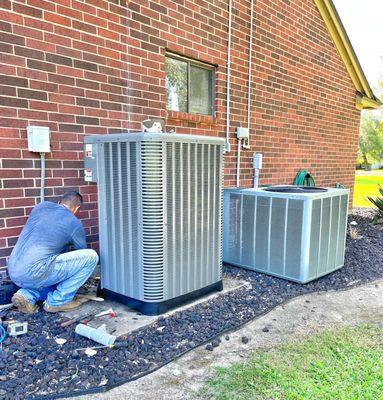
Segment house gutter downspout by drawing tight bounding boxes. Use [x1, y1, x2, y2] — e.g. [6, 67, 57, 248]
[225, 0, 233, 153]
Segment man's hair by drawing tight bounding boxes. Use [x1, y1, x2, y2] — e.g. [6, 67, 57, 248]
[60, 191, 83, 208]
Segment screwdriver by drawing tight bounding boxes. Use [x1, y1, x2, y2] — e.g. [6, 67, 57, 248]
[60, 312, 94, 328]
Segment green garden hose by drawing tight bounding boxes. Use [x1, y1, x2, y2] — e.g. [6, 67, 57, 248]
[293, 169, 316, 187]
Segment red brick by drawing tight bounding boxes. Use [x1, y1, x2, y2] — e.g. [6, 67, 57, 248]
[0, 128, 19, 138]
[0, 227, 23, 239]
[18, 88, 48, 101]
[18, 109, 48, 120]
[0, 0, 11, 10]
[44, 11, 71, 26]
[46, 53, 73, 67]
[15, 46, 45, 60]
[30, 80, 59, 92]
[0, 247, 12, 257]
[23, 16, 54, 32]
[29, 100, 58, 111]
[49, 113, 75, 123]
[27, 59, 56, 73]
[0, 106, 17, 117]
[3, 179, 34, 188]
[0, 42, 13, 53]
[27, 0, 56, 11]
[71, 0, 96, 14]
[0, 169, 22, 179]
[0, 148, 21, 158]
[0, 95, 28, 110]
[44, 32, 71, 47]
[13, 3, 43, 18]
[72, 20, 97, 34]
[0, 31, 25, 46]
[6, 216, 28, 227]
[0, 189, 24, 199]
[0, 20, 11, 32]
[13, 25, 43, 40]
[57, 5, 80, 19]
[17, 67, 48, 82]
[58, 123, 84, 133]
[4, 198, 36, 208]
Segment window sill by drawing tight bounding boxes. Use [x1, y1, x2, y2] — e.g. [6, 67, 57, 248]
[166, 110, 217, 125]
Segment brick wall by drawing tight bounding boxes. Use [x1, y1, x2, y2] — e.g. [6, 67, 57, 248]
[0, 0, 361, 269]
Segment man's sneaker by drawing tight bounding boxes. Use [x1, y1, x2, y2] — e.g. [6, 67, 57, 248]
[43, 297, 89, 313]
[11, 293, 39, 314]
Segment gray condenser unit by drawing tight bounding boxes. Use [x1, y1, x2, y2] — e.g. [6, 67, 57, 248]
[84, 132, 224, 314]
[223, 186, 349, 283]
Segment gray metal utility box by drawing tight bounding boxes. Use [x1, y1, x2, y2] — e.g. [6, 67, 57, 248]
[223, 186, 349, 283]
[84, 132, 225, 315]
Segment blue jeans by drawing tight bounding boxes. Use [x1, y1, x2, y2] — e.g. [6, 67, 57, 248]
[14, 249, 98, 307]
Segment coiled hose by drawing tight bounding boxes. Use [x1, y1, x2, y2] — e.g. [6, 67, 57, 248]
[293, 169, 316, 187]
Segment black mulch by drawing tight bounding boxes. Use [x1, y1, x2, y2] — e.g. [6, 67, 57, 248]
[0, 209, 382, 399]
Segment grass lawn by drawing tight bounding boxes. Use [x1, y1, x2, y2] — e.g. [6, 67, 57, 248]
[199, 325, 383, 400]
[353, 173, 383, 207]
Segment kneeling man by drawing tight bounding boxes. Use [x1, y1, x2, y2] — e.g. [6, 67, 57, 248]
[8, 191, 99, 313]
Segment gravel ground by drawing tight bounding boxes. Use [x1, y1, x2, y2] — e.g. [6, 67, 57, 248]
[0, 209, 382, 400]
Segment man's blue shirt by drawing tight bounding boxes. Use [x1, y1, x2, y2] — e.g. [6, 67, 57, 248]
[8, 201, 87, 281]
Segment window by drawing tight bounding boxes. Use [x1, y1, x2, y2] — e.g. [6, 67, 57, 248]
[165, 54, 214, 116]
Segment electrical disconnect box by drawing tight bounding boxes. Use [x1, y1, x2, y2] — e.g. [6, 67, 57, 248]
[235, 127, 249, 140]
[27, 126, 50, 153]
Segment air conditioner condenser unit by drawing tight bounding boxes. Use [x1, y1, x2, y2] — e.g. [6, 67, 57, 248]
[223, 186, 349, 283]
[84, 132, 225, 315]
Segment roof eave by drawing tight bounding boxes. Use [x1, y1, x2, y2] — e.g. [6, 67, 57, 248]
[314, 0, 381, 110]
[356, 93, 382, 111]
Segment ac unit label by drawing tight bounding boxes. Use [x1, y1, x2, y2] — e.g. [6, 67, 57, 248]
[84, 169, 93, 181]
[85, 144, 93, 158]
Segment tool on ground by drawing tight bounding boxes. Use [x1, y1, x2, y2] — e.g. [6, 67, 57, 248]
[75, 323, 116, 346]
[0, 303, 13, 311]
[60, 312, 94, 328]
[95, 308, 116, 318]
[7, 321, 28, 336]
[76, 294, 104, 302]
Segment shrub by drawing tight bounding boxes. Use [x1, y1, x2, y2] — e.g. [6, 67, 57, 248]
[367, 185, 383, 225]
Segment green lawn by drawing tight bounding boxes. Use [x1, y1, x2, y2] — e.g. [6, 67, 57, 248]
[198, 325, 383, 400]
[353, 173, 383, 207]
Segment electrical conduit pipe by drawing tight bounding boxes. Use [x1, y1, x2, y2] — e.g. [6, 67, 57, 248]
[247, 0, 255, 134]
[225, 0, 233, 153]
[40, 152, 45, 202]
[236, 139, 242, 187]
[236, 0, 255, 186]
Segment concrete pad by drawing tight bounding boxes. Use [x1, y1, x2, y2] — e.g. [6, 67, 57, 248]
[61, 277, 249, 337]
